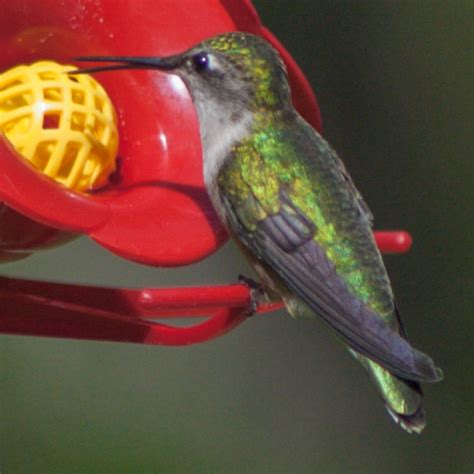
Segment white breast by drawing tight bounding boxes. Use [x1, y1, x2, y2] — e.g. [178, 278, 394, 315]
[195, 101, 253, 225]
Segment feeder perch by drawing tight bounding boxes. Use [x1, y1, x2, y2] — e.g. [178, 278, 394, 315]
[0, 0, 413, 346]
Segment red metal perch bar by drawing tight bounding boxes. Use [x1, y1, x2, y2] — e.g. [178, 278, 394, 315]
[0, 228, 412, 347]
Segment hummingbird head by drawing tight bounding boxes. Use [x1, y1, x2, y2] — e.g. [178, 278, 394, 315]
[75, 32, 291, 131]
[178, 32, 291, 114]
[74, 33, 292, 184]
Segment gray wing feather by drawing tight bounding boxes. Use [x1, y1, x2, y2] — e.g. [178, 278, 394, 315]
[223, 191, 441, 383]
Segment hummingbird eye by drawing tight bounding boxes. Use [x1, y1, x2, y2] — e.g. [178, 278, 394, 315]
[191, 52, 210, 73]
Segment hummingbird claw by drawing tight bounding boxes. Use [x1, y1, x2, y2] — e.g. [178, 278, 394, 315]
[238, 274, 265, 316]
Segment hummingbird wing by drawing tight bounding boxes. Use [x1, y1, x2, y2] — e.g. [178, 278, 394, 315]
[218, 119, 441, 383]
[334, 161, 374, 225]
[222, 191, 439, 383]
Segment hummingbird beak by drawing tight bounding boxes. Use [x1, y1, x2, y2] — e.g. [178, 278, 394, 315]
[70, 55, 183, 74]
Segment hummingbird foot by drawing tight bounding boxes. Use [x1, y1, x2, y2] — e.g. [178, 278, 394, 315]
[238, 274, 266, 316]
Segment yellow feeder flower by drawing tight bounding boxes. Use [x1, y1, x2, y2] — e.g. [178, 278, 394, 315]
[0, 61, 118, 192]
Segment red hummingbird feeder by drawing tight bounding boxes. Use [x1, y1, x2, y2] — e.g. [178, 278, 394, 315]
[0, 0, 412, 345]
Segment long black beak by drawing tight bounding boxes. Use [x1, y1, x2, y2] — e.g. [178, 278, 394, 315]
[71, 55, 183, 74]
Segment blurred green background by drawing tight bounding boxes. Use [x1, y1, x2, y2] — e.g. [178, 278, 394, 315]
[1, 1, 472, 473]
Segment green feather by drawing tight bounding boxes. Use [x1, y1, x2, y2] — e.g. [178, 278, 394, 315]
[220, 111, 394, 320]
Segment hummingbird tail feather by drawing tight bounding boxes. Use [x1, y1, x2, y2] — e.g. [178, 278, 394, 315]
[385, 403, 426, 434]
[349, 349, 428, 433]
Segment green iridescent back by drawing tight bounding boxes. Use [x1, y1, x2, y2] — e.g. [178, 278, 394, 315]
[219, 111, 395, 323]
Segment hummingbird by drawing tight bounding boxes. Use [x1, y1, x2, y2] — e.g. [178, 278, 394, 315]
[74, 32, 443, 433]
